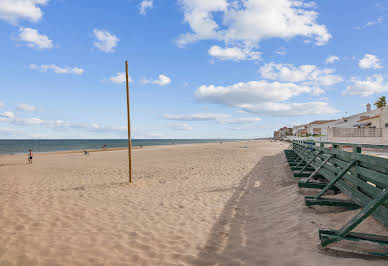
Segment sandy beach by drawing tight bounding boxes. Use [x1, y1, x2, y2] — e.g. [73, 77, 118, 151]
[0, 140, 387, 266]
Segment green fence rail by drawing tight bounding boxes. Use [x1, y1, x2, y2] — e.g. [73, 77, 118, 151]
[284, 140, 388, 256]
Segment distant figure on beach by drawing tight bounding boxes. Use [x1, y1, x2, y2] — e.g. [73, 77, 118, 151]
[102, 144, 107, 149]
[84, 150, 89, 156]
[28, 149, 33, 164]
[140, 145, 143, 149]
[220, 141, 223, 144]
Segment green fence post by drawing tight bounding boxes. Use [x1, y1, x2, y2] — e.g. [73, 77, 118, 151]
[353, 146, 361, 153]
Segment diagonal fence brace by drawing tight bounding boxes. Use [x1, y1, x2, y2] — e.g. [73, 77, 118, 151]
[297, 151, 322, 175]
[314, 160, 356, 199]
[295, 149, 314, 168]
[304, 154, 333, 183]
[321, 189, 388, 247]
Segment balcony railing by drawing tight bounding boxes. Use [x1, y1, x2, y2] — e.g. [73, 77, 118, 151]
[332, 127, 382, 138]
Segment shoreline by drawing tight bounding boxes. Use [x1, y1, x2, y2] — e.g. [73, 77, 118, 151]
[0, 139, 243, 156]
[0, 139, 243, 157]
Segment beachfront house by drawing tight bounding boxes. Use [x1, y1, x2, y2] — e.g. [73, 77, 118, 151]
[274, 127, 292, 139]
[287, 103, 388, 144]
[293, 124, 308, 137]
[305, 120, 337, 136]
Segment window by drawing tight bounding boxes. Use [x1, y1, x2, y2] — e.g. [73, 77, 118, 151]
[385, 123, 388, 128]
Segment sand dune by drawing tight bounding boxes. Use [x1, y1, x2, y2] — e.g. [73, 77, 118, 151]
[0, 140, 387, 265]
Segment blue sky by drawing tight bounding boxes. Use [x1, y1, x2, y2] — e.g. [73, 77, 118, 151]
[1, 0, 388, 139]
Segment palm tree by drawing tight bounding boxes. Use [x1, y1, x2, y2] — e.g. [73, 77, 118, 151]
[374, 96, 386, 108]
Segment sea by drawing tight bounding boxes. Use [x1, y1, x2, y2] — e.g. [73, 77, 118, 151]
[0, 139, 233, 155]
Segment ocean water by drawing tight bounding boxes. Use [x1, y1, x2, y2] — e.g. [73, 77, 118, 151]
[0, 139, 231, 155]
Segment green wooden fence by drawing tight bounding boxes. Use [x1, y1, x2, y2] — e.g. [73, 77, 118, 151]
[284, 140, 388, 256]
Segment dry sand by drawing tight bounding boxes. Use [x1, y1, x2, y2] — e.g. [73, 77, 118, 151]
[0, 140, 387, 266]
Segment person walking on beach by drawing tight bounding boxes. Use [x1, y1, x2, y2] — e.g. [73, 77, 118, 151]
[28, 149, 33, 164]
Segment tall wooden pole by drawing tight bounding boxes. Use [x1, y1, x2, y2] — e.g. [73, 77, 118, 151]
[125, 60, 132, 183]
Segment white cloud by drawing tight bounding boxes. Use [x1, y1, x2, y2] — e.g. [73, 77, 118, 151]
[17, 103, 36, 112]
[196, 80, 323, 106]
[177, 0, 331, 48]
[259, 62, 343, 86]
[239, 102, 338, 116]
[220, 117, 261, 124]
[18, 117, 44, 125]
[275, 47, 287, 56]
[0, 0, 48, 24]
[169, 123, 193, 131]
[110, 72, 132, 84]
[163, 112, 262, 126]
[163, 113, 230, 121]
[325, 55, 339, 64]
[196, 80, 325, 106]
[343, 74, 388, 96]
[18, 27, 53, 49]
[194, 79, 337, 116]
[29, 64, 84, 75]
[354, 16, 383, 30]
[144, 74, 171, 86]
[0, 111, 15, 119]
[359, 54, 382, 69]
[208, 45, 260, 61]
[2, 114, 127, 134]
[139, 0, 153, 15]
[93, 29, 119, 53]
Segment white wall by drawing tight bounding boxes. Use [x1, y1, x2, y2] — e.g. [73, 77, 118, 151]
[327, 128, 388, 145]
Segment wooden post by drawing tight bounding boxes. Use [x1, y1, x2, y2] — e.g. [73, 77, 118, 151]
[125, 60, 132, 183]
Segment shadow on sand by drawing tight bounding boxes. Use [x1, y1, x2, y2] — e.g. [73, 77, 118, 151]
[192, 152, 388, 266]
[192, 153, 289, 266]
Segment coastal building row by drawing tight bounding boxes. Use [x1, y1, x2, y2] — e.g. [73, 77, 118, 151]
[273, 103, 388, 144]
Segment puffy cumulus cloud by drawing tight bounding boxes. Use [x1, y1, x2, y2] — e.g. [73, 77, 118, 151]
[208, 45, 260, 61]
[195, 80, 323, 106]
[110, 72, 132, 84]
[177, 0, 228, 46]
[139, 0, 153, 15]
[29, 64, 84, 75]
[359, 54, 382, 69]
[343, 74, 388, 97]
[325, 55, 339, 64]
[0, 0, 48, 24]
[169, 123, 193, 131]
[18, 27, 53, 49]
[177, 0, 331, 54]
[239, 102, 338, 116]
[17, 103, 36, 112]
[194, 80, 337, 116]
[259, 63, 343, 86]
[144, 74, 171, 86]
[163, 113, 230, 121]
[93, 29, 119, 53]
